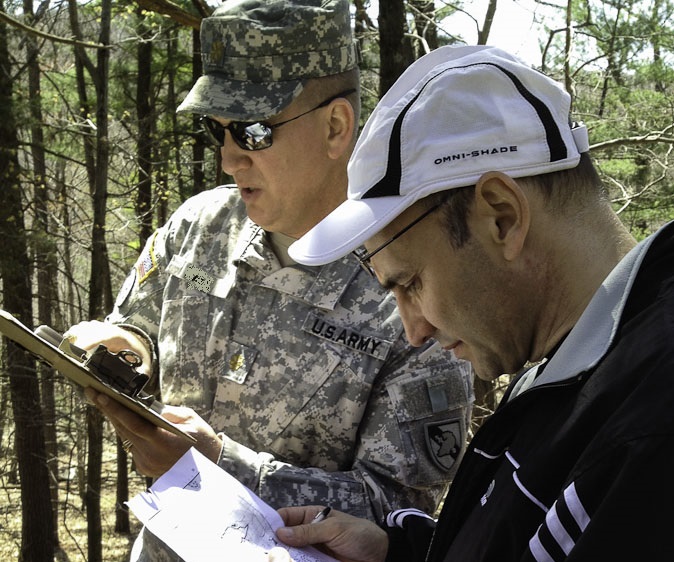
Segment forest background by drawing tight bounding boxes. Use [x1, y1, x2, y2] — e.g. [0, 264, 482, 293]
[0, 0, 672, 561]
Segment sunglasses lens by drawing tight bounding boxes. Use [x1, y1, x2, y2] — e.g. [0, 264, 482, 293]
[230, 122, 273, 151]
[200, 116, 225, 146]
[199, 117, 273, 151]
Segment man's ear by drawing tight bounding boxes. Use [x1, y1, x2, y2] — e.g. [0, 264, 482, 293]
[474, 171, 530, 261]
[325, 99, 356, 159]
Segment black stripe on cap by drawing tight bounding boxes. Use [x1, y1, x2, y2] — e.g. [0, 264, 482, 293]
[495, 64, 568, 161]
[362, 86, 427, 199]
[362, 62, 568, 200]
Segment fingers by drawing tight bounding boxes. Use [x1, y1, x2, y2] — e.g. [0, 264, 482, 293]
[276, 508, 389, 562]
[66, 321, 153, 374]
[84, 388, 154, 438]
[160, 405, 196, 425]
[121, 438, 134, 454]
[84, 387, 222, 476]
[267, 547, 294, 562]
[276, 506, 341, 546]
[159, 405, 223, 464]
[278, 506, 326, 527]
[65, 320, 122, 351]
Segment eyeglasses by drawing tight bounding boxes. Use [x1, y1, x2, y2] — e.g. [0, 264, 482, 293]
[353, 203, 443, 277]
[200, 88, 357, 151]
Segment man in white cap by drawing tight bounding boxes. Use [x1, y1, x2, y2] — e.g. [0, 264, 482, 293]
[269, 44, 674, 561]
[68, 2, 473, 561]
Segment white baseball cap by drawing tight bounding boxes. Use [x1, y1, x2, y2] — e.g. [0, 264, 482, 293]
[289, 45, 590, 266]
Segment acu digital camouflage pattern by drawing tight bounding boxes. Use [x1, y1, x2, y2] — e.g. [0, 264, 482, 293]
[110, 187, 474, 562]
[177, 0, 358, 120]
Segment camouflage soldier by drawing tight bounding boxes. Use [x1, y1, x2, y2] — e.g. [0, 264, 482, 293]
[69, 1, 473, 561]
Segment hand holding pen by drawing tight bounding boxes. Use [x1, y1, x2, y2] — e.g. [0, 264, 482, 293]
[311, 506, 331, 524]
[275, 505, 389, 562]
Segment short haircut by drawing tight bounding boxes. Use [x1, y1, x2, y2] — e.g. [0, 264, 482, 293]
[303, 68, 361, 134]
[423, 153, 606, 249]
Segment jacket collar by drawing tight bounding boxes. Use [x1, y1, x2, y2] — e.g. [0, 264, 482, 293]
[510, 223, 666, 398]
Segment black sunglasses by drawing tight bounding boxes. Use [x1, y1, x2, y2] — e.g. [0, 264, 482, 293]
[200, 88, 356, 151]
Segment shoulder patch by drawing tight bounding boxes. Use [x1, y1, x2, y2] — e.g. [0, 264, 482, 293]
[136, 233, 159, 285]
[425, 418, 462, 472]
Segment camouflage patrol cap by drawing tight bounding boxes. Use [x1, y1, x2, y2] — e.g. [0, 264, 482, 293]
[176, 0, 358, 121]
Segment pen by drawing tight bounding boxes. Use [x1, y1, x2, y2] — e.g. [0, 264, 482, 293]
[311, 506, 331, 524]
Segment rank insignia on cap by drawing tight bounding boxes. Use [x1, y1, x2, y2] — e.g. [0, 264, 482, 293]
[136, 233, 158, 285]
[425, 419, 462, 472]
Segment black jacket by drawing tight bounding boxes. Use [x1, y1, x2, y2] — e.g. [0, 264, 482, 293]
[386, 221, 674, 561]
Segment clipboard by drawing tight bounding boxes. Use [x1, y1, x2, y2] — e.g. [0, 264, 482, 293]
[0, 309, 196, 444]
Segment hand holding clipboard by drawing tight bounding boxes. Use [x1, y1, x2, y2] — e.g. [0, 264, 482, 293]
[0, 309, 195, 444]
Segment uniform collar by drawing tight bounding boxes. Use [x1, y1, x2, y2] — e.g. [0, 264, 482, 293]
[235, 219, 361, 310]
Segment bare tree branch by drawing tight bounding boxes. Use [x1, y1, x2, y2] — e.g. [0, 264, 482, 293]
[136, 0, 202, 30]
[353, 0, 376, 30]
[591, 124, 674, 151]
[610, 146, 672, 213]
[0, 9, 107, 49]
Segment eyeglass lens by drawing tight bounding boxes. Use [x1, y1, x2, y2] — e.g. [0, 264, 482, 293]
[353, 203, 443, 277]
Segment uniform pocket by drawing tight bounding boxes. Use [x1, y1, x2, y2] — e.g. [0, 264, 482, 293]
[387, 367, 470, 486]
[156, 295, 215, 412]
[210, 341, 349, 467]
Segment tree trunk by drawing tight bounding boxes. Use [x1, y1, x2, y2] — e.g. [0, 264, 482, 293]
[0, 4, 55, 560]
[66, 0, 114, 559]
[88, 2, 113, 320]
[378, 0, 414, 95]
[86, 0, 113, 556]
[189, 27, 208, 198]
[23, 0, 62, 548]
[166, 25, 186, 216]
[86, 404, 104, 562]
[597, 1, 624, 117]
[67, 0, 97, 189]
[115, 437, 131, 533]
[650, 0, 665, 93]
[135, 8, 154, 246]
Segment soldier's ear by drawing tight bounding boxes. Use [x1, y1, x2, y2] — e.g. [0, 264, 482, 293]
[325, 98, 355, 160]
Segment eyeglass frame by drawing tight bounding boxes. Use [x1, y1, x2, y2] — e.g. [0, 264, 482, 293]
[353, 202, 444, 277]
[200, 88, 357, 151]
